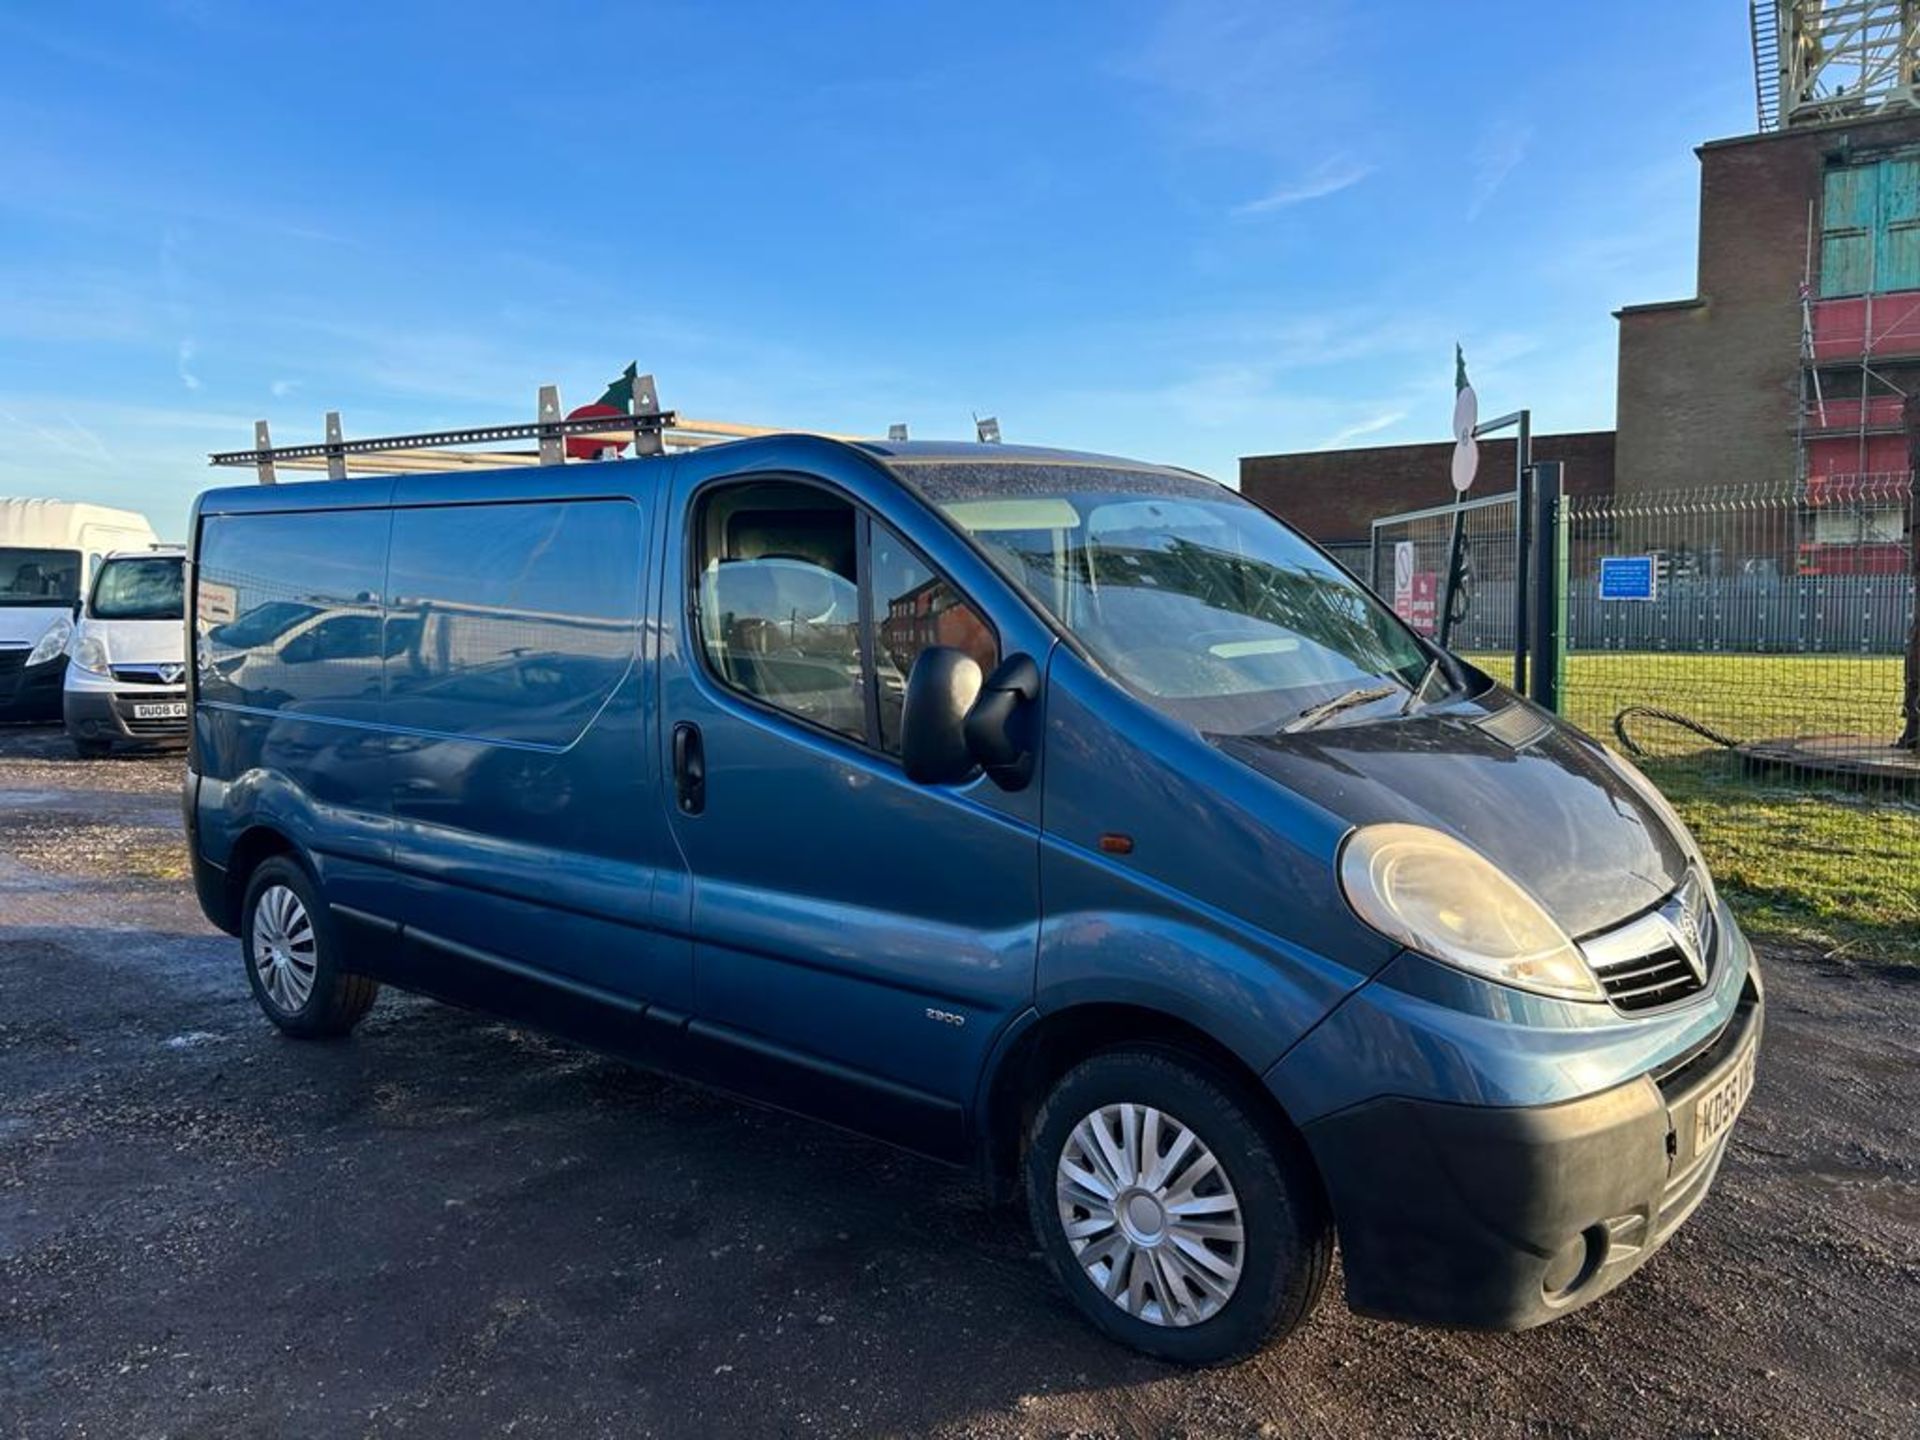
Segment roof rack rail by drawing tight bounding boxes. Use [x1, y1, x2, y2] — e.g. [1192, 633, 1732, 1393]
[212, 379, 679, 485]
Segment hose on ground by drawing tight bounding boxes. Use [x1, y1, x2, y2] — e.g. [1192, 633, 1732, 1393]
[1611, 705, 1742, 758]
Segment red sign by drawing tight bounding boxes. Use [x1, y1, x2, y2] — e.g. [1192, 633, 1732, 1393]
[564, 402, 629, 461]
[1394, 572, 1439, 636]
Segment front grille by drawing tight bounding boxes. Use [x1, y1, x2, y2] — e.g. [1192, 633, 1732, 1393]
[1582, 874, 1716, 1013]
[1593, 945, 1708, 1011]
[111, 664, 184, 685]
[122, 713, 188, 736]
[0, 647, 26, 677]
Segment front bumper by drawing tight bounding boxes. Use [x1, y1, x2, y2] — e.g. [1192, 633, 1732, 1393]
[1300, 966, 1763, 1329]
[62, 678, 189, 746]
[0, 651, 67, 721]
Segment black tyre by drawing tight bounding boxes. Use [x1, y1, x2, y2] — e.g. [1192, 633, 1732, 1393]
[1024, 1047, 1331, 1365]
[240, 855, 378, 1038]
[71, 736, 112, 758]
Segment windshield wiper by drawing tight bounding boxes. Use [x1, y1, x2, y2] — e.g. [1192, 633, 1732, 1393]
[1400, 658, 1445, 714]
[1283, 683, 1400, 733]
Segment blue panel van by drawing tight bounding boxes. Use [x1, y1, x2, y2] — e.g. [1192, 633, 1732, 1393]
[186, 438, 1762, 1363]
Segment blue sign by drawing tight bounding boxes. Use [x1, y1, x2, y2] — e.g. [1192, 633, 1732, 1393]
[1598, 555, 1658, 601]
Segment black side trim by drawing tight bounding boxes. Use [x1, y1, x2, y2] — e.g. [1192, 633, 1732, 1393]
[407, 923, 649, 1018]
[682, 1019, 968, 1164]
[331, 903, 400, 935]
[686, 1018, 961, 1117]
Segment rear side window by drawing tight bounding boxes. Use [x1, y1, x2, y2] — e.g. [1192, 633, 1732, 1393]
[90, 556, 184, 620]
[384, 499, 643, 747]
[196, 510, 391, 715]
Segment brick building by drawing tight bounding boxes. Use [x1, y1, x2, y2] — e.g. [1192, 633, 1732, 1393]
[1243, 5, 1918, 578]
[1239, 431, 1615, 549]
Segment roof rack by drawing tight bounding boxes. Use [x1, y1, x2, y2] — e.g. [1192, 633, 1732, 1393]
[209, 377, 868, 485]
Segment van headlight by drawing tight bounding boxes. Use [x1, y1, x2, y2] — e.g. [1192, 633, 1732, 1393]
[1339, 823, 1603, 1001]
[25, 617, 73, 667]
[70, 632, 111, 676]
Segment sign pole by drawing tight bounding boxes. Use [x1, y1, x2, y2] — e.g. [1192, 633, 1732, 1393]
[1437, 346, 1478, 649]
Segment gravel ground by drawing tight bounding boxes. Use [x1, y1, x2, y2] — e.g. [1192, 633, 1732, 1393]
[1, 722, 1916, 1439]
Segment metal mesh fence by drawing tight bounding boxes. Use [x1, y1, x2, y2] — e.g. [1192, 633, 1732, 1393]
[1369, 495, 1521, 686]
[1558, 475, 1918, 955]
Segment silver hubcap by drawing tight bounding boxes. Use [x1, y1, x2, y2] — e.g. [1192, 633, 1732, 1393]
[251, 884, 317, 1014]
[1056, 1103, 1246, 1327]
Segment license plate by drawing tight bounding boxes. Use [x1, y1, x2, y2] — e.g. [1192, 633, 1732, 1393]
[133, 702, 188, 719]
[1693, 1040, 1757, 1155]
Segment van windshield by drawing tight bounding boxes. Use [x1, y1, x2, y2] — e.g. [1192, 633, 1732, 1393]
[0, 547, 82, 607]
[897, 461, 1433, 735]
[91, 555, 184, 620]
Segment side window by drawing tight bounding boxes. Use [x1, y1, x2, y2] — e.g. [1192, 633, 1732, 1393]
[691, 479, 996, 756]
[196, 510, 391, 714]
[384, 499, 643, 747]
[693, 480, 865, 740]
[870, 521, 998, 754]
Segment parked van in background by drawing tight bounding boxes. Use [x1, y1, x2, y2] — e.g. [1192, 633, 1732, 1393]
[185, 438, 1762, 1364]
[64, 546, 188, 755]
[0, 499, 159, 722]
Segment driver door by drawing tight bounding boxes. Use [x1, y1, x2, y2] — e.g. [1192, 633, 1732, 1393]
[660, 466, 1041, 1159]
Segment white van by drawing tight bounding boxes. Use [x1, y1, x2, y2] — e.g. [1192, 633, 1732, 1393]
[0, 499, 159, 722]
[63, 546, 188, 755]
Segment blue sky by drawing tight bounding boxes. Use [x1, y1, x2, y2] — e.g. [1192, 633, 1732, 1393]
[0, 2, 1754, 535]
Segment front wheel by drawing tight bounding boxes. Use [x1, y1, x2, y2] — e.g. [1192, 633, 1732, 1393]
[1024, 1048, 1331, 1365]
[241, 856, 378, 1038]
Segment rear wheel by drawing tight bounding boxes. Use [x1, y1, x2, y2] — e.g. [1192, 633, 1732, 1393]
[241, 856, 378, 1038]
[1024, 1047, 1331, 1365]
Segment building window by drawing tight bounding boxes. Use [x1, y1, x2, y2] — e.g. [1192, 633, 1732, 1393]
[1820, 154, 1920, 296]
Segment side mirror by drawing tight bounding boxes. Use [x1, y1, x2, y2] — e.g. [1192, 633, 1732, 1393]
[964, 653, 1041, 791]
[901, 647, 984, 785]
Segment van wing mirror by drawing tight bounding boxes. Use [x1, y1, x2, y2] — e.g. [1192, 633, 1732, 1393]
[901, 647, 985, 785]
[963, 652, 1041, 791]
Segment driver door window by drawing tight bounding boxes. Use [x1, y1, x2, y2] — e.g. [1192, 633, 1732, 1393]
[691, 480, 995, 755]
[694, 481, 866, 740]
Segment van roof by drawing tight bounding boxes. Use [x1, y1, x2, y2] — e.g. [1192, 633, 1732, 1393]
[195, 435, 1212, 518]
[1, 497, 158, 545]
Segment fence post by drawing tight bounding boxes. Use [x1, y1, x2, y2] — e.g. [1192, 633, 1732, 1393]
[1514, 463, 1534, 693]
[1529, 461, 1564, 713]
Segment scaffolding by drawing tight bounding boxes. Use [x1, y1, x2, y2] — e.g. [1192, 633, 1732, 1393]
[1753, 1, 1920, 132]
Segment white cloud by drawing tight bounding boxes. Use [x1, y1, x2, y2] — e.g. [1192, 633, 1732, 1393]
[1322, 409, 1408, 447]
[1233, 158, 1374, 215]
[1469, 120, 1533, 221]
[1113, 0, 1348, 159]
[269, 378, 298, 398]
[176, 338, 201, 390]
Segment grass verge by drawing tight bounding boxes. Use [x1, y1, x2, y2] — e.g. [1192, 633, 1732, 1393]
[1470, 651, 1918, 961]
